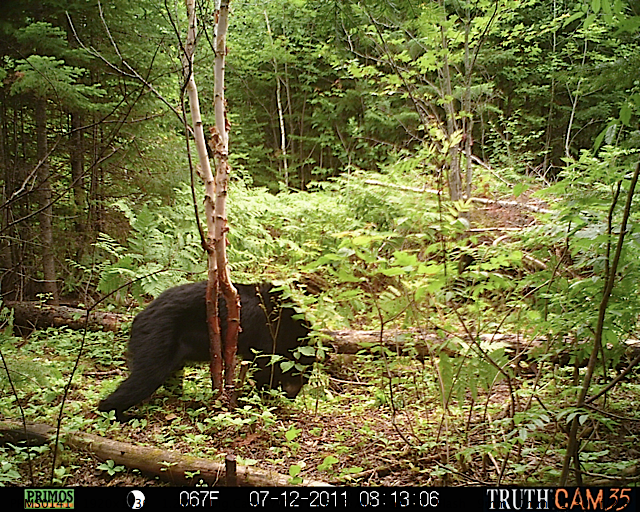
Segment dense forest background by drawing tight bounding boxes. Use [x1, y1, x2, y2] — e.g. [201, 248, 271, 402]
[1, 0, 640, 488]
[1, 0, 637, 302]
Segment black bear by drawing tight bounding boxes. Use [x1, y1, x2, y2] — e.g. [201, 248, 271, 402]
[98, 282, 312, 420]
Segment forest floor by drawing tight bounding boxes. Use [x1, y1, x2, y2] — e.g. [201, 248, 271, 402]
[12, 353, 640, 488]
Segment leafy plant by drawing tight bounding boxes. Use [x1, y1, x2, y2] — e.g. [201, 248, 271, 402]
[97, 460, 126, 476]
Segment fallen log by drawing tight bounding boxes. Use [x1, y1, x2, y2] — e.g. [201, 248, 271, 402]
[0, 421, 329, 487]
[324, 329, 543, 358]
[7, 302, 129, 332]
[324, 330, 640, 366]
[363, 179, 554, 214]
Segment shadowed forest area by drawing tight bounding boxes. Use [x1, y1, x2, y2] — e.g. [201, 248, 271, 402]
[1, 0, 640, 490]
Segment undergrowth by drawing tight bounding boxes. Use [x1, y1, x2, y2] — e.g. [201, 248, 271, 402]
[2, 156, 640, 486]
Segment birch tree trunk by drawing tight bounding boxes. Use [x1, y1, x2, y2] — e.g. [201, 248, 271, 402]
[264, 11, 288, 187]
[212, 0, 240, 394]
[182, 0, 239, 398]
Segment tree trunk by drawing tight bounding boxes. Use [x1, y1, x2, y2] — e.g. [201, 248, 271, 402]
[182, 0, 223, 394]
[69, 111, 87, 253]
[0, 87, 14, 295]
[264, 11, 288, 187]
[89, 113, 97, 229]
[213, 0, 240, 395]
[35, 98, 58, 304]
[66, 14, 88, 252]
[182, 0, 239, 398]
[439, 23, 461, 201]
[462, 14, 473, 200]
[542, 0, 558, 175]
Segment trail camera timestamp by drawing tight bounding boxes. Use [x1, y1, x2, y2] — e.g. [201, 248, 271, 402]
[249, 490, 348, 508]
[247, 489, 440, 508]
[359, 490, 440, 508]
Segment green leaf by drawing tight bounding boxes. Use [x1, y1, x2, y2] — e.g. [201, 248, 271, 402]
[318, 455, 339, 471]
[513, 183, 529, 198]
[289, 464, 302, 477]
[380, 267, 408, 276]
[285, 426, 301, 442]
[563, 11, 585, 27]
[352, 235, 373, 246]
[296, 346, 316, 358]
[337, 269, 362, 283]
[583, 14, 597, 28]
[280, 360, 295, 372]
[619, 103, 632, 126]
[392, 251, 418, 267]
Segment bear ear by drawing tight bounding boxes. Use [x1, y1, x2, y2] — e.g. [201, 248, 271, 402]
[257, 282, 274, 295]
[254, 282, 275, 309]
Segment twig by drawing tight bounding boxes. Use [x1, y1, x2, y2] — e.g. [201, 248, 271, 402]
[585, 352, 640, 405]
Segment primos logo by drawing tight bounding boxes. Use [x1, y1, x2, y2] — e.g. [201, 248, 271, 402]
[24, 489, 75, 509]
